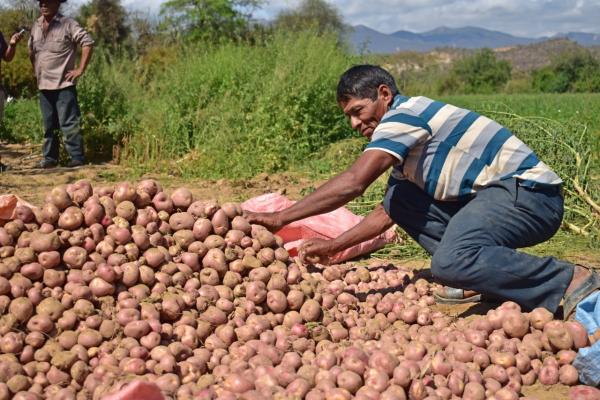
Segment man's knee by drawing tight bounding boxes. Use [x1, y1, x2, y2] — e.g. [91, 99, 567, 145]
[430, 244, 479, 284]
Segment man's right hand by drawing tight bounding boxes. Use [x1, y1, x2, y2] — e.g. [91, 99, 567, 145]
[9, 31, 24, 46]
[243, 210, 285, 233]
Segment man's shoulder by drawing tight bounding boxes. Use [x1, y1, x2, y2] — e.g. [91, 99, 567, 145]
[57, 14, 75, 23]
[53, 14, 79, 27]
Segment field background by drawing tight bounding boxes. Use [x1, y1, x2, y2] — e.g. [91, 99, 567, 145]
[1, 4, 599, 266]
[0, 3, 598, 399]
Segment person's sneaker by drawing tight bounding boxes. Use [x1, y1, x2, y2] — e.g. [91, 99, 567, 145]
[0, 162, 10, 172]
[66, 159, 85, 168]
[39, 159, 58, 169]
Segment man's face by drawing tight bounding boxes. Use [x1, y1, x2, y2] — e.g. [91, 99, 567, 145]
[39, 0, 60, 18]
[340, 85, 393, 140]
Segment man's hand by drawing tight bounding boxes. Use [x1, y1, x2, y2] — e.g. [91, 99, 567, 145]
[298, 238, 337, 265]
[243, 210, 284, 233]
[65, 68, 84, 82]
[9, 31, 24, 46]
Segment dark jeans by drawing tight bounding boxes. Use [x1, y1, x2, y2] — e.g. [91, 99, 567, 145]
[40, 86, 85, 163]
[383, 178, 574, 312]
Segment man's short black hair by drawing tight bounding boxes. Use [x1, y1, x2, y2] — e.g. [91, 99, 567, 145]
[336, 65, 399, 103]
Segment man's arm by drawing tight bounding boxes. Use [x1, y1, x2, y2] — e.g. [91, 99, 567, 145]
[245, 149, 398, 231]
[64, 45, 93, 82]
[3, 32, 24, 62]
[64, 18, 95, 82]
[298, 204, 394, 263]
[28, 34, 35, 69]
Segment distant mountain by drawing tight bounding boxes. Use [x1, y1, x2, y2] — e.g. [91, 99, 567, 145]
[553, 32, 600, 47]
[348, 25, 600, 53]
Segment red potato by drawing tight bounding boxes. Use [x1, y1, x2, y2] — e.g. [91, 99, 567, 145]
[545, 321, 574, 350]
[58, 207, 84, 230]
[46, 187, 72, 211]
[337, 370, 363, 394]
[559, 364, 579, 386]
[569, 386, 600, 400]
[29, 232, 61, 253]
[538, 365, 559, 385]
[502, 311, 529, 338]
[211, 209, 230, 236]
[169, 212, 194, 231]
[1, 179, 590, 399]
[152, 192, 174, 213]
[565, 321, 590, 349]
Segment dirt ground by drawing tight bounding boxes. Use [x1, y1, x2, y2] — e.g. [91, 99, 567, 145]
[0, 142, 587, 399]
[0, 142, 321, 206]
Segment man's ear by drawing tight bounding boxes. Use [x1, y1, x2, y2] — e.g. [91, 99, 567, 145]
[377, 84, 394, 104]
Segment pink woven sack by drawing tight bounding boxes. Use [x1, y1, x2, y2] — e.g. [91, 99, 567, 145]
[242, 193, 398, 263]
[0, 194, 36, 222]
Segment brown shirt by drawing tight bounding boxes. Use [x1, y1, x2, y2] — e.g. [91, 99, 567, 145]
[28, 14, 94, 91]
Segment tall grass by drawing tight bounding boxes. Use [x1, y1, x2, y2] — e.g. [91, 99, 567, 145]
[122, 32, 357, 178]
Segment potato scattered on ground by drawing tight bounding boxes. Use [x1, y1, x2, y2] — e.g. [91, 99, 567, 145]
[0, 179, 595, 399]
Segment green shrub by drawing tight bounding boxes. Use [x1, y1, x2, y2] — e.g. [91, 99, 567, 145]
[76, 50, 137, 161]
[122, 31, 357, 178]
[532, 48, 600, 93]
[440, 49, 511, 94]
[0, 97, 40, 142]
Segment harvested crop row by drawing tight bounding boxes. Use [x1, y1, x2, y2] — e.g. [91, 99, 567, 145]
[0, 179, 597, 400]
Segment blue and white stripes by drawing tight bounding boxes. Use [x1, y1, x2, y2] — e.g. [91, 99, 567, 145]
[365, 95, 562, 200]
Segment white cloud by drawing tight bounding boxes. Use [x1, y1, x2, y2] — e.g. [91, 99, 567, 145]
[57, 0, 600, 37]
[259, 0, 600, 37]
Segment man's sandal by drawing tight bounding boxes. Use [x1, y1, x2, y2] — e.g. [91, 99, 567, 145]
[433, 286, 482, 305]
[562, 269, 600, 320]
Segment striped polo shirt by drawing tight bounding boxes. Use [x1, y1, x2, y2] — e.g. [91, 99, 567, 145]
[365, 95, 562, 201]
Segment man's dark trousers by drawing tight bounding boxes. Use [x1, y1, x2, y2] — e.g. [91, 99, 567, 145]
[40, 86, 85, 164]
[383, 178, 574, 313]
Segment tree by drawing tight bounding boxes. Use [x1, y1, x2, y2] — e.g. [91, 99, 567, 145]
[441, 49, 511, 94]
[533, 48, 600, 93]
[78, 0, 129, 51]
[160, 0, 262, 42]
[274, 0, 346, 36]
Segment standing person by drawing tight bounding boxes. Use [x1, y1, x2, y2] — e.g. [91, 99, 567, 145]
[244, 65, 599, 318]
[0, 29, 25, 172]
[29, 0, 94, 169]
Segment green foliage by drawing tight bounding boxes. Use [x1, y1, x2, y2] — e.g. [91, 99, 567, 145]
[1, 46, 36, 97]
[0, 7, 37, 96]
[274, 0, 347, 36]
[77, 0, 129, 51]
[132, 44, 179, 86]
[440, 49, 511, 94]
[0, 97, 40, 142]
[533, 48, 600, 93]
[160, 0, 262, 42]
[75, 49, 136, 161]
[122, 31, 356, 178]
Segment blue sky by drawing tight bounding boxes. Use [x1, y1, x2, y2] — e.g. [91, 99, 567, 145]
[58, 0, 600, 37]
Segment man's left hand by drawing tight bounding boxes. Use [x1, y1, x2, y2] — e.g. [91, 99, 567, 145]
[298, 238, 336, 265]
[65, 68, 84, 82]
[243, 210, 284, 233]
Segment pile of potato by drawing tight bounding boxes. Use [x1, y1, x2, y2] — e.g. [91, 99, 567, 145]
[0, 180, 597, 400]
